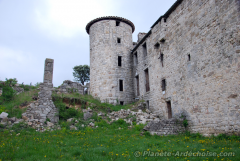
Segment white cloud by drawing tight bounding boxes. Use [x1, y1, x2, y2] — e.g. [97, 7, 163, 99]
[0, 46, 42, 83]
[35, 0, 119, 38]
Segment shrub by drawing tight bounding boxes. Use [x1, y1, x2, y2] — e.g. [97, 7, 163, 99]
[54, 98, 81, 121]
[1, 86, 16, 102]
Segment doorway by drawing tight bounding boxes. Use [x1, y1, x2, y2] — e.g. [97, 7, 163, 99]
[166, 101, 172, 119]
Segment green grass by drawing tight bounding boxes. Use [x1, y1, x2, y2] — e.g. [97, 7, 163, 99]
[0, 89, 39, 118]
[52, 92, 139, 113]
[0, 126, 239, 161]
[1, 90, 240, 160]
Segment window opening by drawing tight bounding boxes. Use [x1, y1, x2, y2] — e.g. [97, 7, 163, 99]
[154, 42, 160, 49]
[160, 53, 164, 67]
[136, 75, 139, 96]
[145, 68, 150, 92]
[118, 56, 122, 67]
[119, 80, 123, 91]
[188, 54, 191, 61]
[117, 38, 121, 43]
[116, 21, 120, 26]
[162, 79, 166, 91]
[134, 52, 138, 65]
[142, 42, 147, 57]
[120, 101, 124, 105]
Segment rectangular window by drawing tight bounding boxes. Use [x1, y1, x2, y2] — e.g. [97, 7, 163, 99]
[118, 56, 122, 66]
[116, 21, 120, 26]
[134, 52, 138, 65]
[145, 68, 150, 92]
[119, 80, 123, 91]
[117, 38, 121, 43]
[162, 79, 166, 91]
[154, 42, 160, 49]
[142, 42, 147, 57]
[136, 75, 139, 96]
[120, 101, 124, 105]
[147, 100, 149, 109]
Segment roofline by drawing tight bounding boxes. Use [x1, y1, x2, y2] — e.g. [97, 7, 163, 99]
[132, 0, 183, 53]
[86, 16, 135, 34]
[131, 30, 152, 53]
[151, 0, 183, 29]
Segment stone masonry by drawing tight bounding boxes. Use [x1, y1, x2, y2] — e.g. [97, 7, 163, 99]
[86, 0, 240, 135]
[86, 17, 135, 105]
[55, 80, 84, 94]
[22, 58, 59, 123]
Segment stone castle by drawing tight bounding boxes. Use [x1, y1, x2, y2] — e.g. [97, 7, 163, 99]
[85, 0, 240, 135]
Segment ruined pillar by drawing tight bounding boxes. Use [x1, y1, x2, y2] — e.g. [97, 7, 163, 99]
[43, 58, 54, 83]
[22, 58, 59, 123]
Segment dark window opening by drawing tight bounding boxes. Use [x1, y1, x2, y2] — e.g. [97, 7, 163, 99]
[145, 68, 150, 92]
[117, 38, 121, 43]
[160, 53, 164, 67]
[118, 56, 122, 67]
[147, 100, 149, 109]
[119, 80, 123, 91]
[188, 54, 191, 61]
[164, 18, 167, 23]
[134, 52, 138, 65]
[136, 75, 139, 96]
[162, 79, 166, 91]
[120, 101, 124, 105]
[160, 38, 165, 43]
[167, 101, 172, 119]
[154, 42, 160, 49]
[116, 21, 120, 26]
[142, 42, 147, 57]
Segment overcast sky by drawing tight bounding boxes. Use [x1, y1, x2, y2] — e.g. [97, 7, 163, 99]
[0, 0, 176, 87]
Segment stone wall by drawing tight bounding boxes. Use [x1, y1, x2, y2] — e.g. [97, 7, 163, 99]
[22, 58, 59, 123]
[56, 80, 84, 94]
[87, 17, 135, 105]
[132, 0, 240, 135]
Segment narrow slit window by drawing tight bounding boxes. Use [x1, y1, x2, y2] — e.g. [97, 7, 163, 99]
[188, 54, 191, 61]
[162, 79, 166, 91]
[164, 18, 167, 23]
[119, 80, 123, 91]
[134, 52, 138, 65]
[145, 68, 150, 92]
[136, 75, 139, 96]
[142, 42, 147, 57]
[116, 21, 120, 26]
[120, 101, 124, 105]
[117, 38, 121, 43]
[147, 100, 149, 109]
[154, 42, 160, 49]
[118, 56, 122, 66]
[160, 53, 164, 67]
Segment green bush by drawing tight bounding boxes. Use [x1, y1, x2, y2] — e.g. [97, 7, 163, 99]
[1, 86, 16, 102]
[54, 98, 81, 121]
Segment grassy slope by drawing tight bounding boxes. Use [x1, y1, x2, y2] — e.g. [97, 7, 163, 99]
[0, 90, 240, 160]
[0, 126, 239, 161]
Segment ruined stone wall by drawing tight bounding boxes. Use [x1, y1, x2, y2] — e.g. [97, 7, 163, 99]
[22, 58, 59, 123]
[89, 18, 134, 104]
[56, 80, 84, 94]
[132, 0, 240, 135]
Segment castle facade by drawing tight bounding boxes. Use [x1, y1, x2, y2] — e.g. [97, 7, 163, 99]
[86, 0, 240, 135]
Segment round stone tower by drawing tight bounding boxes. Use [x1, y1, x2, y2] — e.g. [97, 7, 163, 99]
[86, 16, 135, 105]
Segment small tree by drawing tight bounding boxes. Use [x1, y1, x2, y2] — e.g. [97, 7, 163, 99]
[72, 65, 90, 85]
